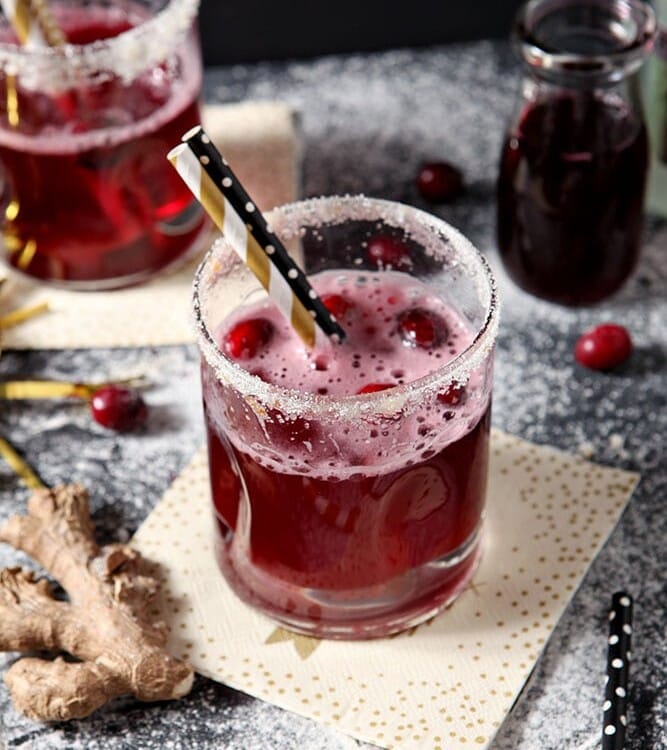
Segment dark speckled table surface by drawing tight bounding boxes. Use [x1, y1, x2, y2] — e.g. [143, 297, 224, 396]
[1, 40, 665, 750]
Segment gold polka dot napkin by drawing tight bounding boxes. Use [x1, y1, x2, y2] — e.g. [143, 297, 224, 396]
[0, 101, 300, 350]
[132, 429, 638, 750]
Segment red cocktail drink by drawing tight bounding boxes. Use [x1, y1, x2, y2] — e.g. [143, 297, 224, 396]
[0, 0, 208, 288]
[205, 402, 491, 593]
[194, 197, 498, 638]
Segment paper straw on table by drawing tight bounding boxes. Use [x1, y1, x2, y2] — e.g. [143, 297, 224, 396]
[168, 126, 346, 349]
[1, 0, 65, 46]
[601, 592, 633, 750]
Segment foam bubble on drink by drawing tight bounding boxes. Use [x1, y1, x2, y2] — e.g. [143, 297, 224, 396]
[207, 269, 492, 480]
[222, 271, 471, 394]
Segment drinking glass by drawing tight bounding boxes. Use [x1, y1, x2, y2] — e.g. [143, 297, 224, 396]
[0, 0, 209, 289]
[193, 196, 499, 639]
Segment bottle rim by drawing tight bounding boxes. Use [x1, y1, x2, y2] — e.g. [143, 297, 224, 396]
[514, 0, 656, 85]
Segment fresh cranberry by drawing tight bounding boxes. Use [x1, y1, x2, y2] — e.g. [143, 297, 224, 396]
[416, 161, 464, 203]
[437, 382, 467, 405]
[366, 235, 411, 269]
[321, 293, 351, 320]
[223, 318, 273, 360]
[357, 382, 395, 394]
[397, 308, 448, 348]
[574, 323, 633, 371]
[90, 386, 148, 431]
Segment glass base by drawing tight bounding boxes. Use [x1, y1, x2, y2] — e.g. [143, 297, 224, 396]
[215, 523, 483, 640]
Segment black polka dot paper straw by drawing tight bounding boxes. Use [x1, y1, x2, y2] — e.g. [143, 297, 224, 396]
[602, 592, 633, 750]
[168, 126, 345, 348]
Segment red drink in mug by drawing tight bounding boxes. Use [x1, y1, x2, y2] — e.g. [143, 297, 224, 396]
[194, 197, 498, 638]
[0, 0, 208, 289]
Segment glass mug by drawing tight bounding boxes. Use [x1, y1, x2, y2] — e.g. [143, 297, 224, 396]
[0, 0, 209, 289]
[497, 0, 656, 306]
[193, 196, 499, 639]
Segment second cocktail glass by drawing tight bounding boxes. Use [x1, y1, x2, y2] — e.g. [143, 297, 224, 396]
[194, 196, 498, 639]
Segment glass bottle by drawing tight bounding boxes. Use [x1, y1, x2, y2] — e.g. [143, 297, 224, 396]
[496, 0, 656, 306]
[644, 0, 667, 217]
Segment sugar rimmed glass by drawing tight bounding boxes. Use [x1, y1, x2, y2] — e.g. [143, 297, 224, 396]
[193, 195, 499, 639]
[0, 0, 209, 289]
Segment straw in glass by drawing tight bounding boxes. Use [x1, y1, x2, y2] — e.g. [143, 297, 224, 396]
[0, 1, 131, 269]
[1, 0, 64, 130]
[168, 125, 346, 348]
[1, 0, 64, 47]
[0, 0, 67, 267]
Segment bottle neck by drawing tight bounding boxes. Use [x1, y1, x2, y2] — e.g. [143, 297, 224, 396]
[514, 0, 656, 89]
[520, 70, 646, 123]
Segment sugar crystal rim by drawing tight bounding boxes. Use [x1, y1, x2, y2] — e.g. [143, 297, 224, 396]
[192, 195, 499, 421]
[0, 0, 200, 87]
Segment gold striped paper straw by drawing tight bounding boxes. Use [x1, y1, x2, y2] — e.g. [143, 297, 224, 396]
[1, 0, 65, 47]
[0, 433, 44, 488]
[1, 0, 65, 146]
[0, 375, 148, 399]
[168, 126, 346, 349]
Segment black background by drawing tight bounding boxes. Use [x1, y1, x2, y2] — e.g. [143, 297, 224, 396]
[198, 0, 525, 65]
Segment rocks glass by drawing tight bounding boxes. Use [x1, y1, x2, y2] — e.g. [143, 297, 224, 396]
[193, 196, 498, 639]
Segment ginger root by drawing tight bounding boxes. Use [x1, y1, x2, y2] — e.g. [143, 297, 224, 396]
[0, 483, 194, 721]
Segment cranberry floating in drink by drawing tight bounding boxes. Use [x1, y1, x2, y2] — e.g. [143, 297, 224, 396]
[193, 196, 499, 639]
[0, 0, 208, 289]
[496, 0, 656, 306]
[366, 234, 412, 270]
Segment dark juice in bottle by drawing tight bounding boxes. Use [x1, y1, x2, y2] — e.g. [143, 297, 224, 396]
[497, 93, 648, 306]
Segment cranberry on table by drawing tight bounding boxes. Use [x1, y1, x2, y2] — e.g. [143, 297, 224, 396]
[90, 386, 148, 431]
[366, 235, 411, 269]
[416, 161, 464, 203]
[223, 318, 273, 360]
[574, 323, 633, 371]
[397, 308, 448, 348]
